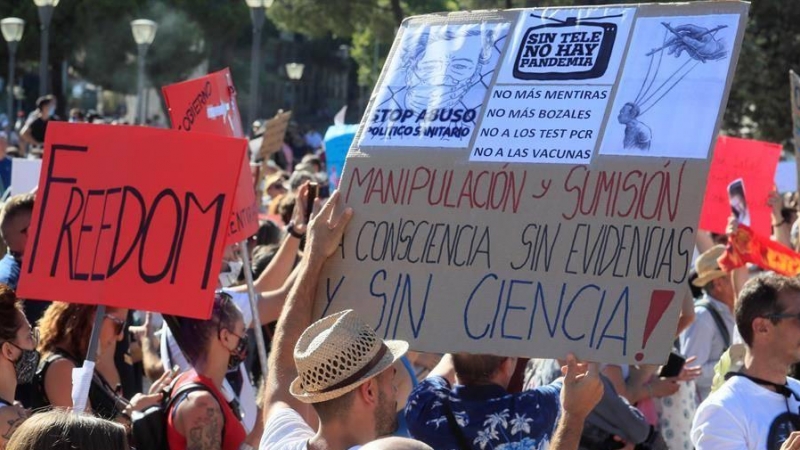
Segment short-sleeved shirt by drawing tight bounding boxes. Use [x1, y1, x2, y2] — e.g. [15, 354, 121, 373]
[260, 407, 313, 450]
[406, 376, 562, 450]
[260, 407, 362, 450]
[692, 375, 800, 450]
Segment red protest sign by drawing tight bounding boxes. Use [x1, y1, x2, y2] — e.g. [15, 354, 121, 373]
[162, 68, 258, 244]
[17, 122, 245, 319]
[699, 136, 781, 236]
[163, 68, 244, 137]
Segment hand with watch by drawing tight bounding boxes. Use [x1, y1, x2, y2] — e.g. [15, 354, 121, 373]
[286, 181, 319, 239]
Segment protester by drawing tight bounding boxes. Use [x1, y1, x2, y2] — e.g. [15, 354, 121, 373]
[6, 410, 130, 450]
[0, 194, 51, 328]
[19, 96, 56, 155]
[0, 285, 36, 448]
[681, 244, 735, 403]
[0, 133, 11, 194]
[0, 194, 31, 291]
[260, 191, 419, 449]
[166, 292, 262, 450]
[34, 303, 164, 422]
[406, 352, 604, 450]
[692, 273, 800, 449]
[158, 183, 310, 433]
[360, 437, 433, 450]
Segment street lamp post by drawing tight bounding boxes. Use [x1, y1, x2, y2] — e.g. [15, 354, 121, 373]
[1, 18, 24, 134]
[130, 19, 157, 125]
[245, 0, 274, 135]
[285, 62, 304, 112]
[33, 0, 58, 97]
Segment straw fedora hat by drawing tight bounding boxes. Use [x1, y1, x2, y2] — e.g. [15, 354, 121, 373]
[290, 310, 408, 404]
[692, 244, 727, 287]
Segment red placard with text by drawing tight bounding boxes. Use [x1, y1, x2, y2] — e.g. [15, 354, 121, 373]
[699, 136, 781, 236]
[162, 68, 258, 243]
[17, 122, 246, 319]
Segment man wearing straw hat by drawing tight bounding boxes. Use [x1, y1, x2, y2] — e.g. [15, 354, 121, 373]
[680, 244, 736, 403]
[260, 191, 605, 450]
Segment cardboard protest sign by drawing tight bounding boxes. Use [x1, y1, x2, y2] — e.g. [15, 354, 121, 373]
[162, 68, 258, 244]
[259, 111, 292, 159]
[791, 70, 800, 192]
[315, 2, 749, 364]
[11, 159, 42, 195]
[17, 122, 246, 319]
[162, 68, 244, 137]
[699, 136, 780, 237]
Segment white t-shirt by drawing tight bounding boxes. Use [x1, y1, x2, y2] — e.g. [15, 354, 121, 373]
[160, 289, 257, 432]
[260, 407, 363, 450]
[260, 407, 313, 450]
[692, 374, 800, 450]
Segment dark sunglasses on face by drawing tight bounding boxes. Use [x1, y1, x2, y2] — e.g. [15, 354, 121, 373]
[105, 314, 127, 335]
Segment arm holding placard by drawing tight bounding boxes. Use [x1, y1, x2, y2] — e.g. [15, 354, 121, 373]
[725, 217, 750, 297]
[769, 188, 792, 248]
[230, 183, 311, 296]
[263, 191, 352, 425]
[550, 355, 603, 450]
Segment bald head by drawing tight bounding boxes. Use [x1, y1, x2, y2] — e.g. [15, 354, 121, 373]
[361, 437, 433, 450]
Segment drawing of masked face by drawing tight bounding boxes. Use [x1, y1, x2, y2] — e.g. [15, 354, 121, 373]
[405, 36, 484, 111]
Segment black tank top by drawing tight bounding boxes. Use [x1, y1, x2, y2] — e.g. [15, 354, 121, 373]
[32, 350, 125, 420]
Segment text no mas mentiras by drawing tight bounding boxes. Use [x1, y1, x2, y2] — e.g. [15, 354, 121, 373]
[27, 156, 226, 290]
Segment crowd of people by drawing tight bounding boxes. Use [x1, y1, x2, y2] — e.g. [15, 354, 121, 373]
[0, 91, 797, 450]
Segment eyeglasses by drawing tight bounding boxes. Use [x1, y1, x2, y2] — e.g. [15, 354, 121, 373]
[104, 314, 127, 336]
[766, 312, 800, 322]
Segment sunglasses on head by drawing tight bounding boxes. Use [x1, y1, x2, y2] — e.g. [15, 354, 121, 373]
[104, 314, 127, 335]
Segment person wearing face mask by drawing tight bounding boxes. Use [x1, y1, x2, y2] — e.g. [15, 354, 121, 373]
[19, 96, 56, 157]
[166, 292, 259, 450]
[0, 284, 38, 448]
[158, 182, 313, 435]
[32, 303, 168, 425]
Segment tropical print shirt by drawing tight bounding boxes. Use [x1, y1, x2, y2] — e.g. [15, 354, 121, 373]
[405, 376, 562, 450]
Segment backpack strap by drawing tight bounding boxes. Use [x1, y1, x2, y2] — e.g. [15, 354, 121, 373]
[167, 382, 227, 442]
[441, 396, 472, 450]
[696, 300, 731, 348]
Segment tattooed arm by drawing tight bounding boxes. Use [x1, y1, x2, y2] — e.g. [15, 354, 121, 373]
[174, 391, 224, 450]
[0, 405, 28, 449]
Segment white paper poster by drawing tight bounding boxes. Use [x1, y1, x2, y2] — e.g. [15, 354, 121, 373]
[11, 159, 42, 196]
[472, 8, 633, 164]
[358, 22, 510, 148]
[598, 14, 740, 159]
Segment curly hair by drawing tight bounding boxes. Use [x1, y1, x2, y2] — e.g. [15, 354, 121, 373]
[37, 303, 98, 360]
[0, 284, 23, 344]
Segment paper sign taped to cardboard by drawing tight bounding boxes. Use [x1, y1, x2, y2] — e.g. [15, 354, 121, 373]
[18, 123, 245, 319]
[314, 2, 749, 364]
[259, 111, 293, 158]
[163, 68, 258, 244]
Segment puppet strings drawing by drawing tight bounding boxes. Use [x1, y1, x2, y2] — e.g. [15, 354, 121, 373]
[618, 22, 728, 150]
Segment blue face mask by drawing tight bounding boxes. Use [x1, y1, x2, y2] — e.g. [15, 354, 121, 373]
[47, 106, 55, 116]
